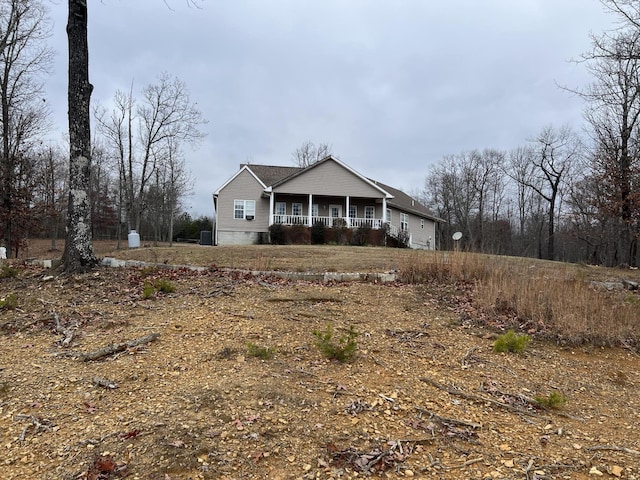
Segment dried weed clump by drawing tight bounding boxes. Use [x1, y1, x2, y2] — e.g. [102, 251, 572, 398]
[398, 251, 489, 284]
[480, 264, 639, 346]
[399, 251, 640, 348]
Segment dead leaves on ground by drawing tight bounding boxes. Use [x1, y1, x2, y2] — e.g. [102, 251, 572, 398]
[77, 454, 127, 480]
[325, 441, 409, 474]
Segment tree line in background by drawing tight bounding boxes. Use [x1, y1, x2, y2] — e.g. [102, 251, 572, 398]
[424, 1, 640, 267]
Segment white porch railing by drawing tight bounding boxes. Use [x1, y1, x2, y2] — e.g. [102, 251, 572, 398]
[349, 217, 382, 229]
[273, 214, 308, 225]
[273, 215, 384, 229]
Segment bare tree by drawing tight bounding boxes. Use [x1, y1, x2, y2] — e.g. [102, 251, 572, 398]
[33, 145, 67, 251]
[425, 152, 480, 250]
[144, 138, 193, 246]
[161, 137, 193, 246]
[90, 141, 117, 240]
[96, 74, 205, 235]
[0, 0, 53, 257]
[522, 126, 582, 260]
[577, 17, 640, 265]
[292, 140, 332, 168]
[63, 0, 98, 271]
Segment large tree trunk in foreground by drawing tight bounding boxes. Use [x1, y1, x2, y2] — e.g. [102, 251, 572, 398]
[63, 0, 97, 272]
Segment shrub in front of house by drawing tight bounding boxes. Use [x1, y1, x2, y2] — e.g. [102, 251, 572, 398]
[397, 229, 410, 248]
[287, 225, 310, 244]
[311, 221, 326, 244]
[387, 229, 410, 248]
[329, 218, 349, 245]
[370, 228, 385, 246]
[269, 223, 286, 245]
[350, 225, 371, 246]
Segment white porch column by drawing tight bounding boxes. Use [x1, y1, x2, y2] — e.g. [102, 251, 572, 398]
[269, 191, 274, 226]
[308, 194, 313, 226]
[382, 197, 387, 224]
[345, 196, 350, 227]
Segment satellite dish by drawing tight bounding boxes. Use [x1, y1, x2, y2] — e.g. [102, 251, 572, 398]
[452, 231, 463, 241]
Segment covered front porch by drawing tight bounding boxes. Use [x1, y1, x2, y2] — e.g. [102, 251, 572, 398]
[272, 214, 385, 229]
[267, 192, 389, 230]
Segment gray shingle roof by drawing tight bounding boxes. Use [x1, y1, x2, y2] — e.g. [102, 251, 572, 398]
[369, 179, 440, 221]
[241, 164, 302, 187]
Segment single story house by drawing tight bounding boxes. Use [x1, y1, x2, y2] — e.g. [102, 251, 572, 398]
[213, 156, 440, 249]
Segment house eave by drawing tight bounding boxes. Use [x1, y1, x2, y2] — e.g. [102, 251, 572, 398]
[214, 165, 268, 195]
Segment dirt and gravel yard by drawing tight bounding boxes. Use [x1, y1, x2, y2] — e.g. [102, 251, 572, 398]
[1, 242, 639, 479]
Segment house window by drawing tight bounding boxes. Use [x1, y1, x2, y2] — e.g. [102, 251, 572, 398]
[275, 202, 286, 216]
[365, 206, 375, 219]
[234, 199, 256, 220]
[312, 204, 319, 216]
[400, 213, 408, 231]
[386, 208, 392, 224]
[349, 205, 357, 218]
[292, 202, 303, 216]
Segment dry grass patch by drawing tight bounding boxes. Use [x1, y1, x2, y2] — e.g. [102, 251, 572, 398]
[398, 250, 640, 349]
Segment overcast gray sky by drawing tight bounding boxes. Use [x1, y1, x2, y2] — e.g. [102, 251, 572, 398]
[44, 0, 615, 216]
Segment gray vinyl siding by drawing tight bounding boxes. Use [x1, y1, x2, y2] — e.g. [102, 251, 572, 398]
[216, 169, 269, 238]
[274, 160, 384, 198]
[388, 207, 436, 250]
[405, 211, 436, 249]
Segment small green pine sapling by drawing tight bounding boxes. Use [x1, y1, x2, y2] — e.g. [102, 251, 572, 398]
[246, 342, 276, 360]
[0, 293, 18, 310]
[142, 282, 156, 300]
[534, 391, 567, 409]
[493, 329, 530, 354]
[313, 324, 358, 362]
[0, 265, 19, 278]
[154, 278, 176, 293]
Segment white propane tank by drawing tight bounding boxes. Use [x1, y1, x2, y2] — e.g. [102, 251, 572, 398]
[128, 230, 140, 248]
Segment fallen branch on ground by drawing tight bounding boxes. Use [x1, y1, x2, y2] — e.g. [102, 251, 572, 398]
[15, 414, 54, 442]
[479, 381, 538, 407]
[584, 445, 640, 456]
[53, 311, 74, 347]
[93, 376, 118, 389]
[80, 333, 160, 361]
[415, 407, 482, 429]
[420, 376, 541, 418]
[445, 457, 484, 470]
[461, 346, 482, 366]
[421, 376, 585, 422]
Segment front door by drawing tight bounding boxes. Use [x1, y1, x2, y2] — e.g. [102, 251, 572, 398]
[329, 205, 342, 218]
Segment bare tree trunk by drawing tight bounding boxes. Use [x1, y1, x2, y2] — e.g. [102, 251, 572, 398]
[63, 0, 97, 272]
[168, 210, 174, 246]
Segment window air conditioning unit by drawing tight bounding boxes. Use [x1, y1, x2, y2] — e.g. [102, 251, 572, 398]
[246, 215, 254, 220]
